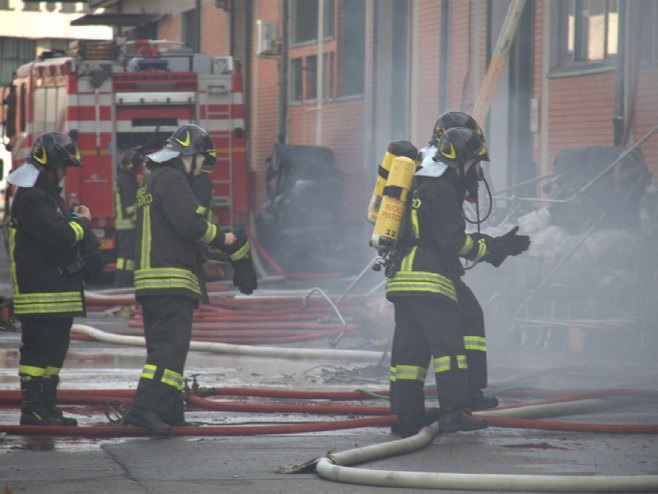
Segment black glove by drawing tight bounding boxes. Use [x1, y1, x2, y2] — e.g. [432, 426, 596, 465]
[78, 219, 105, 281]
[221, 229, 248, 256]
[485, 226, 531, 267]
[231, 257, 257, 295]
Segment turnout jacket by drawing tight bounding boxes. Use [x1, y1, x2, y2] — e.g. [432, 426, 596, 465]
[386, 171, 487, 304]
[134, 163, 229, 300]
[114, 168, 139, 231]
[9, 176, 99, 319]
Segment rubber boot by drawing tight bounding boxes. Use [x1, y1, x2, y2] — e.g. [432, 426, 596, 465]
[43, 375, 78, 426]
[123, 405, 172, 436]
[20, 377, 72, 426]
[438, 407, 488, 433]
[157, 394, 189, 426]
[467, 388, 499, 410]
[391, 408, 440, 438]
[435, 368, 488, 433]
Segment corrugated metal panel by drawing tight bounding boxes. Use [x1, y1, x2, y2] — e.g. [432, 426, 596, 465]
[0, 37, 36, 86]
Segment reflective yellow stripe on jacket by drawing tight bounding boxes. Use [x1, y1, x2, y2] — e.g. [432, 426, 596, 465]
[387, 246, 458, 303]
[134, 267, 201, 294]
[13, 291, 84, 315]
[136, 196, 200, 295]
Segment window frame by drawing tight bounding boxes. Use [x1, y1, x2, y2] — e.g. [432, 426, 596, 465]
[289, 0, 335, 47]
[555, 0, 619, 72]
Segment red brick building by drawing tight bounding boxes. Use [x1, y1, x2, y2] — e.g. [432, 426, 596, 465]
[89, 0, 658, 228]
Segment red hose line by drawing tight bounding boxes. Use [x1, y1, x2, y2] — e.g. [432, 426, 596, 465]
[210, 387, 384, 401]
[0, 416, 396, 437]
[484, 415, 658, 434]
[188, 395, 391, 415]
[2, 387, 656, 405]
[0, 388, 378, 404]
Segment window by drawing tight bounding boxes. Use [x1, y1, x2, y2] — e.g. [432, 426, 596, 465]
[290, 0, 334, 45]
[559, 0, 619, 66]
[338, 0, 365, 96]
[136, 22, 158, 41]
[306, 55, 317, 100]
[182, 9, 199, 52]
[290, 58, 303, 103]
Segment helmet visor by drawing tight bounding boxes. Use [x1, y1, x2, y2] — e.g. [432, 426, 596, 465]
[57, 142, 82, 168]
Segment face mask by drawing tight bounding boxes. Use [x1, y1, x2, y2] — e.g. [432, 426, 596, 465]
[463, 162, 482, 203]
[182, 155, 205, 176]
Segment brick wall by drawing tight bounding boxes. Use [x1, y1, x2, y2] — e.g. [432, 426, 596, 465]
[414, 1, 441, 144]
[157, 13, 179, 41]
[249, 1, 281, 213]
[201, 2, 230, 56]
[548, 71, 618, 165]
[151, 0, 658, 217]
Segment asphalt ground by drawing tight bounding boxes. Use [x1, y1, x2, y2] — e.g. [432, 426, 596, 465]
[0, 247, 657, 493]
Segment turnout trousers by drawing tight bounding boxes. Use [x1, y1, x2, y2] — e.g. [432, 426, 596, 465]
[456, 280, 488, 391]
[389, 296, 469, 414]
[389, 280, 489, 415]
[114, 229, 136, 287]
[19, 317, 73, 378]
[132, 295, 196, 421]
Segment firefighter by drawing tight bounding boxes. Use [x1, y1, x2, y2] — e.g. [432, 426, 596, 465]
[386, 127, 530, 437]
[113, 148, 143, 287]
[191, 169, 225, 304]
[123, 123, 258, 435]
[418, 111, 500, 410]
[6, 131, 102, 426]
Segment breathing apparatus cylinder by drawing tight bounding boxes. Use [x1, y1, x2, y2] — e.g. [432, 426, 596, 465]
[370, 155, 417, 251]
[366, 140, 419, 224]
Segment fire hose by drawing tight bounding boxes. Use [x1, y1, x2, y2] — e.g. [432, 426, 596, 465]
[0, 386, 656, 436]
[1, 384, 657, 491]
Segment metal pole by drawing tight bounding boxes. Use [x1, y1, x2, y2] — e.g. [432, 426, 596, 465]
[472, 0, 527, 123]
[316, 0, 324, 145]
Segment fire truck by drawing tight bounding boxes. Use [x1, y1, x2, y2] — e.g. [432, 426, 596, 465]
[1, 38, 249, 264]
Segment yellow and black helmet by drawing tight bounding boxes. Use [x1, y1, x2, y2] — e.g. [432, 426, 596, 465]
[430, 111, 486, 146]
[147, 123, 217, 169]
[436, 127, 489, 167]
[120, 148, 144, 171]
[28, 131, 82, 170]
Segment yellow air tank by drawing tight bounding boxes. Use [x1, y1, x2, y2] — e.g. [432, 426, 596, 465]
[370, 155, 417, 251]
[366, 140, 419, 224]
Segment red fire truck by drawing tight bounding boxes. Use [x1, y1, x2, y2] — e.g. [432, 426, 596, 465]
[1, 38, 249, 264]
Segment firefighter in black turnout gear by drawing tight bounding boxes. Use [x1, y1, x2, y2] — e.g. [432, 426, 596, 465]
[420, 111, 498, 409]
[7, 131, 102, 426]
[113, 148, 143, 287]
[123, 124, 258, 435]
[386, 126, 531, 437]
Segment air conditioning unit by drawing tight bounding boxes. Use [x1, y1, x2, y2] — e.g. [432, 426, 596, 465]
[256, 20, 279, 58]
